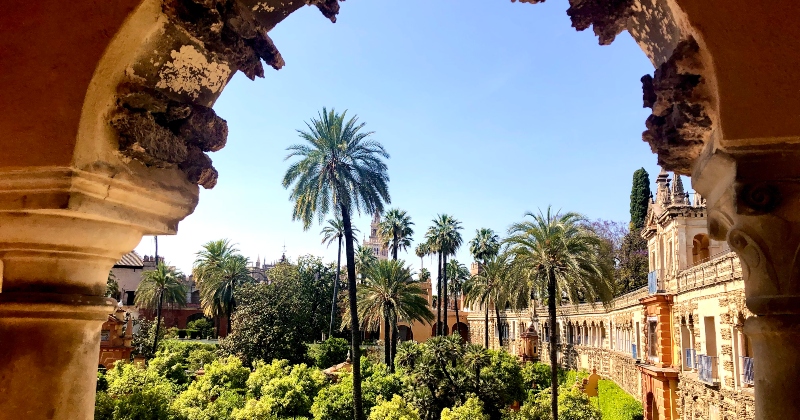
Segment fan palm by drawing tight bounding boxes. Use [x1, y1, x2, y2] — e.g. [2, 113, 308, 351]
[469, 228, 500, 267]
[344, 259, 433, 372]
[378, 208, 414, 260]
[135, 261, 187, 353]
[464, 251, 512, 348]
[428, 214, 463, 336]
[355, 244, 378, 280]
[418, 267, 431, 283]
[321, 218, 360, 338]
[446, 259, 470, 335]
[283, 108, 390, 419]
[415, 242, 429, 269]
[193, 239, 252, 335]
[505, 207, 614, 420]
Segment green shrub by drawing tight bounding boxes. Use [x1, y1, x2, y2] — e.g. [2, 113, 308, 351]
[521, 362, 551, 392]
[310, 375, 354, 420]
[440, 397, 490, 420]
[188, 318, 215, 338]
[310, 357, 400, 420]
[246, 361, 326, 418]
[307, 338, 350, 368]
[94, 362, 176, 420]
[369, 395, 421, 420]
[510, 387, 601, 420]
[598, 379, 643, 420]
[171, 356, 249, 420]
[187, 348, 218, 371]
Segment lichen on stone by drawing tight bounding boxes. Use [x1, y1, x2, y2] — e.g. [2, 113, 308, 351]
[155, 45, 231, 99]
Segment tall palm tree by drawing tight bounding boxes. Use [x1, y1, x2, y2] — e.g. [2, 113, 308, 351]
[321, 218, 360, 339]
[135, 261, 187, 354]
[469, 228, 500, 268]
[464, 251, 511, 348]
[283, 108, 390, 420]
[378, 208, 414, 260]
[193, 239, 252, 334]
[415, 242, 429, 269]
[355, 244, 378, 280]
[446, 259, 470, 335]
[345, 259, 434, 372]
[429, 214, 463, 336]
[423, 231, 443, 336]
[506, 207, 614, 420]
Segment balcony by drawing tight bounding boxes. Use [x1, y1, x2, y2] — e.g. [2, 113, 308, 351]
[632, 344, 638, 360]
[741, 356, 754, 386]
[648, 269, 665, 294]
[697, 355, 719, 385]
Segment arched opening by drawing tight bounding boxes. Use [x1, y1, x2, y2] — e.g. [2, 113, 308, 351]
[452, 322, 469, 342]
[397, 325, 413, 342]
[692, 234, 710, 265]
[431, 322, 449, 336]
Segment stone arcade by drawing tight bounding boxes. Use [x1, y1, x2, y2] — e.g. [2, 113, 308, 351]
[2, 0, 800, 418]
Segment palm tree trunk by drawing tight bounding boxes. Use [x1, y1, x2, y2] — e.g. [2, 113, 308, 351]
[392, 231, 398, 260]
[383, 312, 391, 367]
[495, 303, 504, 348]
[437, 252, 442, 336]
[340, 205, 363, 420]
[454, 294, 460, 339]
[329, 235, 342, 339]
[152, 289, 164, 355]
[484, 298, 489, 348]
[391, 320, 398, 372]
[548, 268, 558, 420]
[443, 254, 448, 336]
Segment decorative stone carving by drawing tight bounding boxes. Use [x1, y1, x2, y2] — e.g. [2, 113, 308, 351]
[641, 37, 713, 174]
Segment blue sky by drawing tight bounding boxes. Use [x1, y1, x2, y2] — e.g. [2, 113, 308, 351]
[136, 0, 671, 276]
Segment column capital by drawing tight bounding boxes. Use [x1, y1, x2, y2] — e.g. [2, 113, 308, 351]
[693, 148, 800, 315]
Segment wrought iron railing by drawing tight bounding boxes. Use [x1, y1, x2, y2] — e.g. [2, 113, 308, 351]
[741, 356, 754, 386]
[685, 348, 696, 369]
[697, 354, 719, 385]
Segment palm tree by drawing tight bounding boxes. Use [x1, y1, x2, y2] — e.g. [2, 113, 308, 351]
[506, 207, 614, 420]
[355, 244, 378, 280]
[193, 239, 252, 335]
[321, 218, 360, 339]
[135, 261, 187, 354]
[428, 214, 463, 336]
[344, 259, 433, 372]
[464, 251, 511, 348]
[283, 108, 390, 420]
[418, 267, 431, 283]
[378, 208, 414, 260]
[423, 231, 443, 336]
[446, 259, 470, 336]
[415, 242, 429, 269]
[469, 228, 500, 268]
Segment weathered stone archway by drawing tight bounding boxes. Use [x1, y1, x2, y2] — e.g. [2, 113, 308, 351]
[3, 0, 800, 418]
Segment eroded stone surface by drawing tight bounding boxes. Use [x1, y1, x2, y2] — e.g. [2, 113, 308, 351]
[111, 0, 341, 189]
[641, 37, 712, 175]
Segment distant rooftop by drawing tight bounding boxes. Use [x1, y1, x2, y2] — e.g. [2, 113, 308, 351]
[114, 251, 143, 268]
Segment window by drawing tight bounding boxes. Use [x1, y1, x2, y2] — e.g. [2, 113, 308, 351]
[734, 327, 754, 387]
[125, 291, 135, 306]
[647, 319, 658, 363]
[681, 323, 693, 370]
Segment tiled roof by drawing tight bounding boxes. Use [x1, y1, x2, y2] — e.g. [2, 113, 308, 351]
[115, 251, 143, 268]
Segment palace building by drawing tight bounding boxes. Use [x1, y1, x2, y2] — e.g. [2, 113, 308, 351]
[468, 171, 755, 420]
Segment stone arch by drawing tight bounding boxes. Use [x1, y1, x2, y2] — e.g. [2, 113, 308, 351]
[397, 325, 413, 342]
[452, 322, 469, 342]
[692, 233, 711, 265]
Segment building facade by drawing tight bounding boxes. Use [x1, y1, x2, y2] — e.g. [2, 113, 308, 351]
[468, 172, 755, 420]
[364, 212, 390, 260]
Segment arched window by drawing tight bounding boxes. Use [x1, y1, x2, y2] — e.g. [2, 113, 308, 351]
[692, 234, 710, 265]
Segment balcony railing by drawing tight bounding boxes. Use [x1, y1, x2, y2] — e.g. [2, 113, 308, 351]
[741, 356, 754, 386]
[648, 269, 665, 294]
[697, 355, 719, 385]
[632, 344, 638, 360]
[685, 348, 696, 369]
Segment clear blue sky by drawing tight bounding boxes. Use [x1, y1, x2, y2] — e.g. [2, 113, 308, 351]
[136, 0, 675, 276]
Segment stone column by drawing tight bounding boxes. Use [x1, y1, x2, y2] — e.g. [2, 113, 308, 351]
[0, 169, 197, 420]
[694, 150, 800, 419]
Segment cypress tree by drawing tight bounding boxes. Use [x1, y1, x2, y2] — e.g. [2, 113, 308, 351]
[629, 168, 651, 230]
